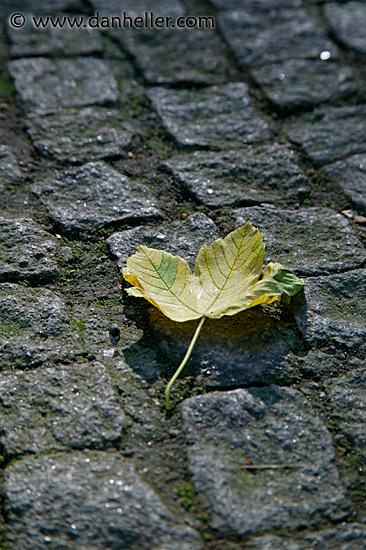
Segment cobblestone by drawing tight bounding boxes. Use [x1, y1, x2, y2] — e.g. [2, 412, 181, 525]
[320, 153, 366, 211]
[324, 1, 366, 55]
[0, 145, 23, 191]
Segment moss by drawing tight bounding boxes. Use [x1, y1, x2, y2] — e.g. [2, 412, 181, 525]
[0, 318, 25, 337]
[0, 73, 16, 98]
[171, 481, 201, 512]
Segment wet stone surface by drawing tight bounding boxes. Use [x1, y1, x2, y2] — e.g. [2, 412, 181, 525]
[148, 83, 270, 148]
[246, 523, 366, 550]
[163, 145, 309, 208]
[0, 216, 59, 283]
[327, 369, 366, 460]
[106, 212, 219, 272]
[320, 153, 366, 212]
[218, 8, 338, 67]
[299, 269, 366, 350]
[252, 59, 356, 111]
[181, 387, 349, 536]
[286, 105, 366, 166]
[4, 451, 203, 550]
[7, 15, 103, 57]
[0, 361, 125, 455]
[31, 161, 162, 235]
[8, 57, 119, 112]
[324, 1, 366, 55]
[0, 283, 80, 369]
[26, 106, 135, 163]
[118, 27, 228, 85]
[234, 206, 366, 276]
[0, 145, 23, 191]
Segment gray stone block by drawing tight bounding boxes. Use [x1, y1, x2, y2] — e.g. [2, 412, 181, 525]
[148, 83, 270, 148]
[163, 145, 309, 208]
[0, 362, 125, 454]
[325, 1, 366, 54]
[0, 145, 23, 191]
[182, 387, 349, 535]
[31, 161, 161, 234]
[320, 154, 366, 211]
[4, 452, 203, 550]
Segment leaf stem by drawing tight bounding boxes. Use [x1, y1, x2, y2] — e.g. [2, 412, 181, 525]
[165, 316, 206, 410]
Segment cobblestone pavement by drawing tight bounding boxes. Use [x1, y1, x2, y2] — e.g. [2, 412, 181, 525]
[0, 1, 365, 549]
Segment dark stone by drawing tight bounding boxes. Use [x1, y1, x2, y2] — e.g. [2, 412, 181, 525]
[148, 83, 270, 148]
[109, 323, 120, 344]
[246, 523, 366, 550]
[324, 1, 366, 54]
[182, 387, 349, 535]
[0, 216, 59, 283]
[4, 452, 203, 550]
[26, 106, 135, 164]
[0, 145, 23, 191]
[320, 154, 366, 211]
[163, 145, 309, 208]
[0, 362, 125, 455]
[118, 27, 228, 85]
[7, 14, 103, 57]
[0, 283, 81, 369]
[31, 161, 162, 235]
[8, 57, 119, 112]
[234, 206, 366, 276]
[91, 0, 185, 17]
[252, 59, 356, 111]
[1, 0, 85, 15]
[218, 8, 337, 67]
[299, 269, 366, 350]
[210, 0, 305, 9]
[106, 212, 219, 272]
[286, 105, 366, 166]
[328, 369, 366, 460]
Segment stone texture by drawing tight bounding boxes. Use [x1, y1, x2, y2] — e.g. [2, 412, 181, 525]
[300, 269, 366, 350]
[91, 0, 185, 17]
[320, 154, 366, 211]
[31, 161, 161, 234]
[4, 452, 203, 550]
[7, 15, 103, 57]
[148, 83, 270, 148]
[210, 0, 306, 9]
[163, 145, 309, 208]
[0, 283, 81, 369]
[325, 1, 366, 54]
[328, 369, 366, 459]
[286, 105, 366, 166]
[218, 8, 337, 67]
[1, 0, 85, 15]
[0, 362, 124, 455]
[182, 387, 349, 536]
[8, 57, 119, 112]
[26, 106, 135, 163]
[0, 216, 59, 283]
[118, 28, 228, 85]
[0, 145, 23, 191]
[252, 59, 356, 111]
[106, 212, 219, 272]
[234, 206, 366, 276]
[246, 523, 366, 550]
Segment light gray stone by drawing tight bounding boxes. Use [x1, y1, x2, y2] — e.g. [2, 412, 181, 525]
[0, 362, 124, 455]
[163, 145, 309, 207]
[118, 27, 228, 85]
[218, 8, 337, 67]
[286, 105, 366, 166]
[106, 212, 219, 272]
[252, 59, 356, 111]
[320, 154, 366, 211]
[148, 83, 270, 148]
[26, 106, 135, 163]
[328, 369, 366, 459]
[8, 57, 119, 111]
[0, 216, 59, 283]
[182, 387, 349, 535]
[7, 14, 103, 57]
[325, 1, 366, 54]
[31, 161, 161, 235]
[4, 452, 203, 550]
[0, 145, 23, 191]
[0, 283, 80, 369]
[246, 523, 366, 550]
[300, 269, 366, 350]
[234, 206, 366, 276]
